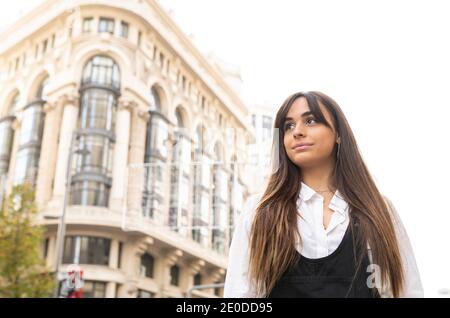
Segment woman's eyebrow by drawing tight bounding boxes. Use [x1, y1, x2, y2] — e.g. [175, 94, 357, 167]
[285, 111, 314, 121]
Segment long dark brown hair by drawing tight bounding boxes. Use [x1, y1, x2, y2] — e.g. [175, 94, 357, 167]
[249, 91, 404, 297]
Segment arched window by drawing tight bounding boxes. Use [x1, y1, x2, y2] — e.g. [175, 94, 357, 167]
[170, 265, 180, 286]
[14, 77, 47, 186]
[0, 94, 19, 178]
[149, 86, 161, 111]
[169, 107, 191, 234]
[35, 76, 49, 100]
[142, 86, 169, 218]
[70, 56, 120, 207]
[140, 253, 154, 278]
[81, 56, 120, 90]
[211, 142, 228, 254]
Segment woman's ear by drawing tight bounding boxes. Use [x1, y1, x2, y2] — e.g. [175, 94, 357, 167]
[336, 136, 341, 144]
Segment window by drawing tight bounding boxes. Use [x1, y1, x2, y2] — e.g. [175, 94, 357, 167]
[81, 55, 120, 90]
[120, 21, 129, 38]
[137, 290, 155, 298]
[14, 147, 40, 185]
[212, 144, 228, 254]
[0, 117, 14, 176]
[42, 39, 48, 54]
[42, 238, 49, 259]
[70, 179, 111, 207]
[170, 265, 180, 286]
[36, 77, 49, 100]
[140, 253, 154, 278]
[251, 114, 256, 127]
[262, 115, 273, 141]
[98, 18, 114, 34]
[169, 110, 191, 232]
[137, 30, 142, 46]
[148, 87, 161, 111]
[117, 242, 123, 269]
[79, 89, 116, 131]
[193, 273, 202, 286]
[143, 87, 168, 218]
[83, 281, 106, 298]
[73, 56, 120, 207]
[181, 75, 186, 91]
[82, 17, 94, 33]
[159, 52, 165, 68]
[63, 236, 111, 265]
[192, 125, 210, 246]
[14, 102, 45, 186]
[19, 104, 45, 146]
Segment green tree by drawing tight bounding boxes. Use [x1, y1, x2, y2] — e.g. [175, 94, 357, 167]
[0, 183, 54, 297]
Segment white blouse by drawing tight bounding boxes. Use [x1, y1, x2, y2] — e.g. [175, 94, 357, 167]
[223, 181, 424, 298]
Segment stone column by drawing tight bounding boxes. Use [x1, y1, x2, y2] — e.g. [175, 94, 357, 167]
[109, 239, 120, 269]
[109, 98, 133, 210]
[105, 282, 116, 298]
[125, 107, 149, 223]
[35, 97, 64, 209]
[51, 94, 79, 203]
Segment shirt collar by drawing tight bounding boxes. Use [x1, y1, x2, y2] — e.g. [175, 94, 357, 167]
[299, 181, 348, 215]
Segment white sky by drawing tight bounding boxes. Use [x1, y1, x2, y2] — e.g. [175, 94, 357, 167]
[1, 0, 450, 297]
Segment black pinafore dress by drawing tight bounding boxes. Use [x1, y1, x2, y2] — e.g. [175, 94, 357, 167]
[268, 220, 380, 298]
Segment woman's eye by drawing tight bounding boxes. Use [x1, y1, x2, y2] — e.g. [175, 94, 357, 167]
[306, 117, 317, 125]
[285, 123, 295, 130]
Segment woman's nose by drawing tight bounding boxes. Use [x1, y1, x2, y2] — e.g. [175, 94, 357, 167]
[293, 124, 305, 138]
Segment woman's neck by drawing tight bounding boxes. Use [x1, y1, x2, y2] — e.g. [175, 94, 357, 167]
[301, 160, 336, 193]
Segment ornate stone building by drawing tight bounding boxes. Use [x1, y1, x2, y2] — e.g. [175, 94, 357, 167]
[0, 0, 252, 298]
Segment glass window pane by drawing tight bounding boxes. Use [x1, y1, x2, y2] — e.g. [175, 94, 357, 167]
[80, 89, 115, 130]
[82, 56, 120, 89]
[120, 21, 129, 38]
[19, 104, 44, 146]
[14, 147, 40, 185]
[140, 253, 154, 278]
[70, 180, 110, 207]
[83, 281, 106, 298]
[62, 236, 74, 264]
[82, 18, 93, 33]
[98, 18, 114, 34]
[0, 119, 14, 175]
[149, 87, 161, 111]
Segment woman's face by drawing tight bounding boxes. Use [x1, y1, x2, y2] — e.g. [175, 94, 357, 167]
[283, 97, 338, 169]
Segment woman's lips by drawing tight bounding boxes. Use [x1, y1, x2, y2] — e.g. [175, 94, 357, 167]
[292, 144, 313, 151]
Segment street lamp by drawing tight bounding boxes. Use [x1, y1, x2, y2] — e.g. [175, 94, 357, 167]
[51, 131, 90, 298]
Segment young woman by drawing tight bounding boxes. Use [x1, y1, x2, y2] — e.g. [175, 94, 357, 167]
[224, 91, 423, 298]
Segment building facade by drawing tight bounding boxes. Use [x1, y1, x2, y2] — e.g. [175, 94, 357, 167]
[0, 0, 253, 298]
[247, 104, 275, 195]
